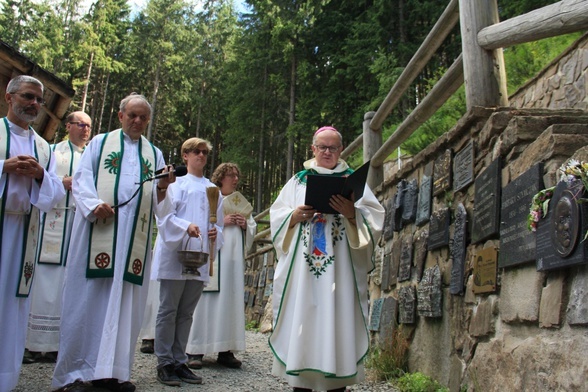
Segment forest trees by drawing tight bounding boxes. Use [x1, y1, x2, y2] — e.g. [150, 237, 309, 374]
[0, 0, 567, 211]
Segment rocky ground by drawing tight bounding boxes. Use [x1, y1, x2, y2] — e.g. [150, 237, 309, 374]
[15, 330, 396, 392]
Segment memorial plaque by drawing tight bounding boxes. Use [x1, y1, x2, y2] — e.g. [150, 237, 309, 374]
[368, 298, 384, 331]
[416, 174, 432, 226]
[389, 239, 402, 286]
[433, 149, 452, 196]
[378, 297, 398, 346]
[472, 157, 502, 243]
[417, 265, 443, 318]
[499, 163, 544, 268]
[428, 208, 450, 250]
[414, 230, 428, 282]
[398, 286, 416, 324]
[244, 290, 250, 304]
[381, 252, 391, 291]
[450, 203, 468, 295]
[473, 247, 498, 294]
[248, 292, 256, 308]
[536, 180, 588, 271]
[382, 198, 394, 241]
[393, 180, 407, 232]
[398, 239, 413, 282]
[259, 268, 267, 287]
[453, 141, 474, 192]
[402, 179, 418, 224]
[267, 267, 274, 280]
[264, 283, 273, 298]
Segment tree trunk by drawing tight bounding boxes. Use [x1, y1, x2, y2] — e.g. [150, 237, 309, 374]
[287, 53, 296, 179]
[81, 51, 94, 112]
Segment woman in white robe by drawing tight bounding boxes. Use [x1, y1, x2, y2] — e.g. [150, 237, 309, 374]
[186, 163, 256, 368]
[269, 126, 384, 392]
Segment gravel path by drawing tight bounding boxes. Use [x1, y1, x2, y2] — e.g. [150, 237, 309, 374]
[15, 331, 395, 391]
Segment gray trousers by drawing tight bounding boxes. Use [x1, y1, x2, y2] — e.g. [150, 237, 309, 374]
[155, 279, 204, 368]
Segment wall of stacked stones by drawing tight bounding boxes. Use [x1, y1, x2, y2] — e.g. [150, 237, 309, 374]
[370, 106, 588, 392]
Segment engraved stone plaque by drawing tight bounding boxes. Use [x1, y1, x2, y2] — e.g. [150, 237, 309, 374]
[382, 198, 394, 241]
[473, 247, 498, 294]
[433, 149, 452, 196]
[416, 174, 432, 226]
[398, 239, 413, 282]
[248, 291, 256, 308]
[381, 252, 391, 291]
[414, 230, 428, 282]
[393, 180, 407, 232]
[536, 179, 588, 271]
[399, 286, 416, 324]
[378, 297, 398, 346]
[389, 239, 402, 287]
[499, 163, 544, 268]
[402, 179, 418, 224]
[417, 265, 443, 318]
[264, 283, 273, 298]
[369, 298, 384, 331]
[244, 290, 250, 304]
[472, 157, 502, 243]
[428, 208, 450, 250]
[453, 141, 474, 192]
[450, 203, 468, 295]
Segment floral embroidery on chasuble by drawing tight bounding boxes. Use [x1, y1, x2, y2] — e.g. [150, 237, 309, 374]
[86, 129, 156, 285]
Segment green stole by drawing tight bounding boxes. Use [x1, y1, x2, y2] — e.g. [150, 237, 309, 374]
[86, 129, 156, 285]
[38, 141, 82, 265]
[0, 117, 52, 297]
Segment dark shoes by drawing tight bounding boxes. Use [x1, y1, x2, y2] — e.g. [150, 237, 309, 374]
[91, 378, 136, 392]
[157, 364, 181, 386]
[53, 380, 89, 392]
[140, 339, 154, 354]
[175, 363, 203, 384]
[217, 351, 242, 368]
[187, 353, 203, 369]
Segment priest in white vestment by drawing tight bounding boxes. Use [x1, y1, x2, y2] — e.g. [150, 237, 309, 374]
[0, 75, 66, 392]
[269, 126, 384, 392]
[26, 111, 91, 361]
[187, 162, 256, 369]
[52, 94, 174, 392]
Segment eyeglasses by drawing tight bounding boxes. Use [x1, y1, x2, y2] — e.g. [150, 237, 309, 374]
[191, 148, 209, 156]
[69, 122, 91, 129]
[12, 92, 45, 105]
[314, 145, 341, 153]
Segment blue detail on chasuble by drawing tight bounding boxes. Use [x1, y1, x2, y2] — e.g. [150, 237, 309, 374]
[303, 214, 345, 277]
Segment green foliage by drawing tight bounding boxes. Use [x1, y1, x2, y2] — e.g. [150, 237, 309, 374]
[395, 372, 449, 392]
[365, 327, 410, 381]
[245, 320, 259, 332]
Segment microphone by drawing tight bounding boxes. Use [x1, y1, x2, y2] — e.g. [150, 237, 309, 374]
[144, 165, 188, 182]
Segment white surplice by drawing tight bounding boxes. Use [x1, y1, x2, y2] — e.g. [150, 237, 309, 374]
[0, 120, 65, 392]
[186, 203, 256, 355]
[52, 132, 165, 388]
[269, 159, 384, 391]
[27, 141, 84, 353]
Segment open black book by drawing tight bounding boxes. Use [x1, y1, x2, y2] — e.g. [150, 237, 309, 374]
[304, 161, 370, 214]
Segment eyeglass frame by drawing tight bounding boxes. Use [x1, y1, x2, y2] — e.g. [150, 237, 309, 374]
[313, 144, 341, 153]
[11, 92, 46, 105]
[68, 121, 91, 129]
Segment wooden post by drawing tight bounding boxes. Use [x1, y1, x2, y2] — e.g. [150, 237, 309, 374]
[363, 111, 382, 190]
[459, 0, 508, 109]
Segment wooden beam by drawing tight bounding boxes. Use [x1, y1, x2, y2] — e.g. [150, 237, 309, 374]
[478, 0, 588, 50]
[459, 0, 508, 109]
[370, 0, 460, 131]
[371, 55, 464, 168]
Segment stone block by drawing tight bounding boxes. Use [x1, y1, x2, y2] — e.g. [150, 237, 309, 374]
[539, 275, 564, 328]
[500, 264, 544, 323]
[567, 265, 588, 326]
[469, 296, 496, 337]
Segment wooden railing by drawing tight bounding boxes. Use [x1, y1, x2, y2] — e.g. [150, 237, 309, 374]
[344, 0, 588, 190]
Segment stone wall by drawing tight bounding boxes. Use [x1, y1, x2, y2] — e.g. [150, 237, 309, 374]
[509, 32, 588, 111]
[372, 107, 588, 392]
